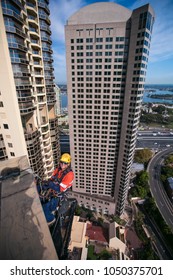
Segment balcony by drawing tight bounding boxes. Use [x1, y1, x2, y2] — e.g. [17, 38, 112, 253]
[35, 82, 45, 87]
[44, 65, 54, 71]
[33, 59, 41, 64]
[41, 36, 52, 44]
[2, 8, 24, 24]
[47, 98, 56, 105]
[44, 146, 51, 154]
[30, 39, 40, 47]
[40, 25, 51, 35]
[45, 152, 52, 160]
[16, 84, 32, 91]
[8, 42, 27, 52]
[17, 94, 33, 103]
[11, 57, 29, 65]
[19, 101, 36, 115]
[13, 71, 30, 78]
[29, 27, 39, 37]
[5, 26, 26, 39]
[28, 15, 38, 26]
[39, 14, 50, 24]
[43, 139, 51, 148]
[36, 90, 45, 96]
[24, 128, 40, 140]
[11, 0, 23, 8]
[46, 161, 53, 169]
[38, 100, 46, 108]
[45, 81, 54, 86]
[33, 70, 43, 76]
[32, 50, 41, 58]
[41, 125, 49, 134]
[38, 2, 50, 15]
[26, 2, 37, 14]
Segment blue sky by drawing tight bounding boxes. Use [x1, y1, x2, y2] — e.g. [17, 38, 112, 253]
[49, 0, 173, 85]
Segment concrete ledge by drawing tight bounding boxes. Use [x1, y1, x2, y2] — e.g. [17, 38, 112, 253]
[0, 156, 58, 260]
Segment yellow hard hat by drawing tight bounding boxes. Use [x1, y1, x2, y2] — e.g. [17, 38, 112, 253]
[60, 153, 71, 164]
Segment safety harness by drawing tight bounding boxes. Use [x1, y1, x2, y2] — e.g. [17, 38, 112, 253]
[53, 166, 72, 185]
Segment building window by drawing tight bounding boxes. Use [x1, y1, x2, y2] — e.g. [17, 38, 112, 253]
[105, 45, 112, 49]
[96, 38, 103, 42]
[116, 37, 125, 41]
[106, 37, 113, 42]
[8, 143, 13, 148]
[3, 124, 9, 129]
[86, 38, 93, 43]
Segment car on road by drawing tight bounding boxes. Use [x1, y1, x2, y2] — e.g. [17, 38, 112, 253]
[166, 144, 170, 147]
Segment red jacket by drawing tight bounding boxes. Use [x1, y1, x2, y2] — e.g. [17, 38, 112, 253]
[51, 167, 74, 192]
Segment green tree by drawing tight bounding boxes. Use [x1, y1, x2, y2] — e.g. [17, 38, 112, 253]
[152, 105, 165, 114]
[134, 148, 153, 164]
[165, 155, 173, 165]
[137, 185, 148, 198]
[161, 166, 173, 178]
[136, 170, 149, 187]
[75, 205, 82, 216]
[145, 197, 157, 215]
[98, 249, 112, 260]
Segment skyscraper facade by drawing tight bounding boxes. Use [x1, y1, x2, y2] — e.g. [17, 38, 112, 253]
[0, 0, 60, 179]
[65, 2, 155, 215]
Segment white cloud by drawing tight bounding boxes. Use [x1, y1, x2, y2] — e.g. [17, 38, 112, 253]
[49, 0, 173, 83]
[50, 0, 84, 43]
[50, 0, 86, 83]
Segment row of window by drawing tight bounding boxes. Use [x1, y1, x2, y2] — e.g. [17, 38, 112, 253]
[72, 51, 128, 57]
[72, 65, 127, 72]
[72, 59, 128, 64]
[71, 37, 126, 44]
[72, 44, 128, 50]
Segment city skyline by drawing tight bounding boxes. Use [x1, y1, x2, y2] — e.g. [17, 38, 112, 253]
[50, 0, 173, 85]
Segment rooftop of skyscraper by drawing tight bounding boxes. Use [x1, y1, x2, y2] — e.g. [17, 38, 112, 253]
[0, 156, 58, 260]
[67, 2, 131, 25]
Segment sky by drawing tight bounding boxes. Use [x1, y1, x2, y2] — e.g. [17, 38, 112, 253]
[49, 0, 173, 85]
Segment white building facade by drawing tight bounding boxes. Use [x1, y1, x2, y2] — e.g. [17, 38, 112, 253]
[0, 0, 60, 179]
[65, 2, 155, 215]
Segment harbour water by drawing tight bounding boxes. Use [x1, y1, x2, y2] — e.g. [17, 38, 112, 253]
[61, 94, 68, 108]
[60, 85, 173, 108]
[143, 84, 173, 104]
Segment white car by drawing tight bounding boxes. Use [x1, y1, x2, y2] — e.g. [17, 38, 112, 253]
[166, 144, 170, 147]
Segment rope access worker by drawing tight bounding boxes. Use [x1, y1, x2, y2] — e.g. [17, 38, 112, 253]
[48, 153, 74, 194]
[40, 153, 74, 225]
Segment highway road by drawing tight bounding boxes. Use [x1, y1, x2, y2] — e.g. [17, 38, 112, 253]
[147, 148, 173, 233]
[136, 130, 173, 149]
[60, 130, 173, 150]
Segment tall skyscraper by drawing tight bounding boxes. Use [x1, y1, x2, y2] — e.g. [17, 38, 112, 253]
[65, 2, 155, 215]
[0, 0, 60, 179]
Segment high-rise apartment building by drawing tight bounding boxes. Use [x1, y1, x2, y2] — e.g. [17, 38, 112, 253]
[0, 0, 60, 179]
[65, 2, 155, 215]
